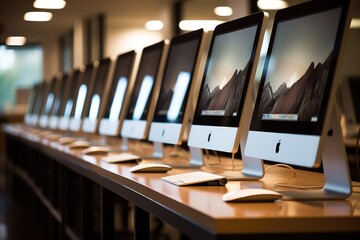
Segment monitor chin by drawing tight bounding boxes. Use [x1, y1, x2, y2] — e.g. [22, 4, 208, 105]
[188, 125, 238, 153]
[245, 130, 321, 168]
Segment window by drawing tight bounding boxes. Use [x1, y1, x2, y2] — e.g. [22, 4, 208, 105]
[0, 45, 43, 112]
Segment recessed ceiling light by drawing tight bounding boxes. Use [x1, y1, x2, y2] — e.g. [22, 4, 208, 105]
[257, 0, 288, 10]
[145, 20, 164, 31]
[179, 20, 224, 31]
[351, 18, 360, 29]
[24, 11, 53, 22]
[6, 36, 27, 46]
[214, 6, 233, 17]
[33, 0, 66, 9]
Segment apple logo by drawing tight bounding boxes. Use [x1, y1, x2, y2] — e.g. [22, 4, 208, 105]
[162, 129, 165, 137]
[275, 140, 281, 153]
[207, 131, 212, 142]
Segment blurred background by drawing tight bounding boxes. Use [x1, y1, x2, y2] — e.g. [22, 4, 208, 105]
[0, 0, 359, 120]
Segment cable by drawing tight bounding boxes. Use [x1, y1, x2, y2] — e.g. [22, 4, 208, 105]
[265, 163, 323, 189]
[167, 145, 189, 160]
[203, 150, 242, 171]
[265, 163, 296, 178]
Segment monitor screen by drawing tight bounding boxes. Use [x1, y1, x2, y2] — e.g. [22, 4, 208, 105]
[98, 51, 136, 136]
[72, 64, 94, 120]
[152, 30, 203, 124]
[41, 76, 57, 117]
[48, 72, 70, 129]
[83, 58, 111, 120]
[57, 69, 81, 130]
[32, 81, 48, 115]
[51, 73, 68, 117]
[245, 0, 351, 168]
[26, 83, 41, 115]
[102, 51, 136, 121]
[59, 69, 80, 118]
[121, 41, 166, 139]
[188, 12, 267, 153]
[24, 83, 41, 125]
[125, 42, 165, 121]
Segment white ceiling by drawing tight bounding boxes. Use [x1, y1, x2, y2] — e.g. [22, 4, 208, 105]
[0, 0, 173, 43]
[1, 0, 359, 44]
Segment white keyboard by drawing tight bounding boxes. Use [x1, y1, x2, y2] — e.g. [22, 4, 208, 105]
[161, 171, 228, 186]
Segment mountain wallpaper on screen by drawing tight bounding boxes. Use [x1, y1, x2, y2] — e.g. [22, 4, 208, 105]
[258, 52, 332, 121]
[198, 61, 249, 116]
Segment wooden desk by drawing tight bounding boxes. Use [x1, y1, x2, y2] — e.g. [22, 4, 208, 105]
[2, 124, 360, 239]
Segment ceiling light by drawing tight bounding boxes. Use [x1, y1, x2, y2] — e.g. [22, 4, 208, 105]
[257, 0, 288, 10]
[214, 6, 233, 17]
[351, 18, 360, 29]
[24, 11, 53, 22]
[33, 0, 66, 9]
[145, 20, 164, 31]
[6, 36, 27, 46]
[179, 20, 224, 31]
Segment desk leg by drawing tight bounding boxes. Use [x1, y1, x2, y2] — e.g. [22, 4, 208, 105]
[101, 186, 114, 240]
[134, 205, 150, 240]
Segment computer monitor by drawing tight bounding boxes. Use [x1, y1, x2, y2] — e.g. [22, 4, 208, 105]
[245, 0, 352, 200]
[24, 83, 41, 126]
[82, 58, 112, 133]
[98, 51, 136, 136]
[38, 76, 60, 128]
[29, 80, 49, 127]
[188, 12, 268, 179]
[68, 63, 95, 132]
[48, 72, 70, 129]
[148, 29, 209, 153]
[121, 41, 168, 141]
[58, 69, 81, 131]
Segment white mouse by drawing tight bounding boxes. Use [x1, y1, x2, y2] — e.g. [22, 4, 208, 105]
[46, 133, 62, 141]
[82, 146, 110, 155]
[58, 136, 77, 145]
[101, 153, 141, 163]
[38, 130, 53, 137]
[129, 163, 172, 173]
[222, 188, 282, 202]
[68, 140, 91, 149]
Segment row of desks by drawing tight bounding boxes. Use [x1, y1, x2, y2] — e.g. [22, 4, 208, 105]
[2, 124, 360, 239]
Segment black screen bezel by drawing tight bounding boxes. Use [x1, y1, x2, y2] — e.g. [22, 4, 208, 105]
[250, 0, 350, 135]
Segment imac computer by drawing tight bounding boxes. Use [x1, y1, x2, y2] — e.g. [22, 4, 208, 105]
[58, 69, 81, 131]
[68, 63, 95, 132]
[187, 12, 268, 180]
[121, 41, 168, 146]
[245, 0, 353, 200]
[24, 83, 41, 126]
[82, 58, 112, 133]
[98, 51, 137, 136]
[148, 29, 210, 162]
[39, 75, 61, 128]
[29, 80, 49, 127]
[48, 72, 70, 129]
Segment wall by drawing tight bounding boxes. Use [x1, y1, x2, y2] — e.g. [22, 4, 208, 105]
[42, 38, 60, 80]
